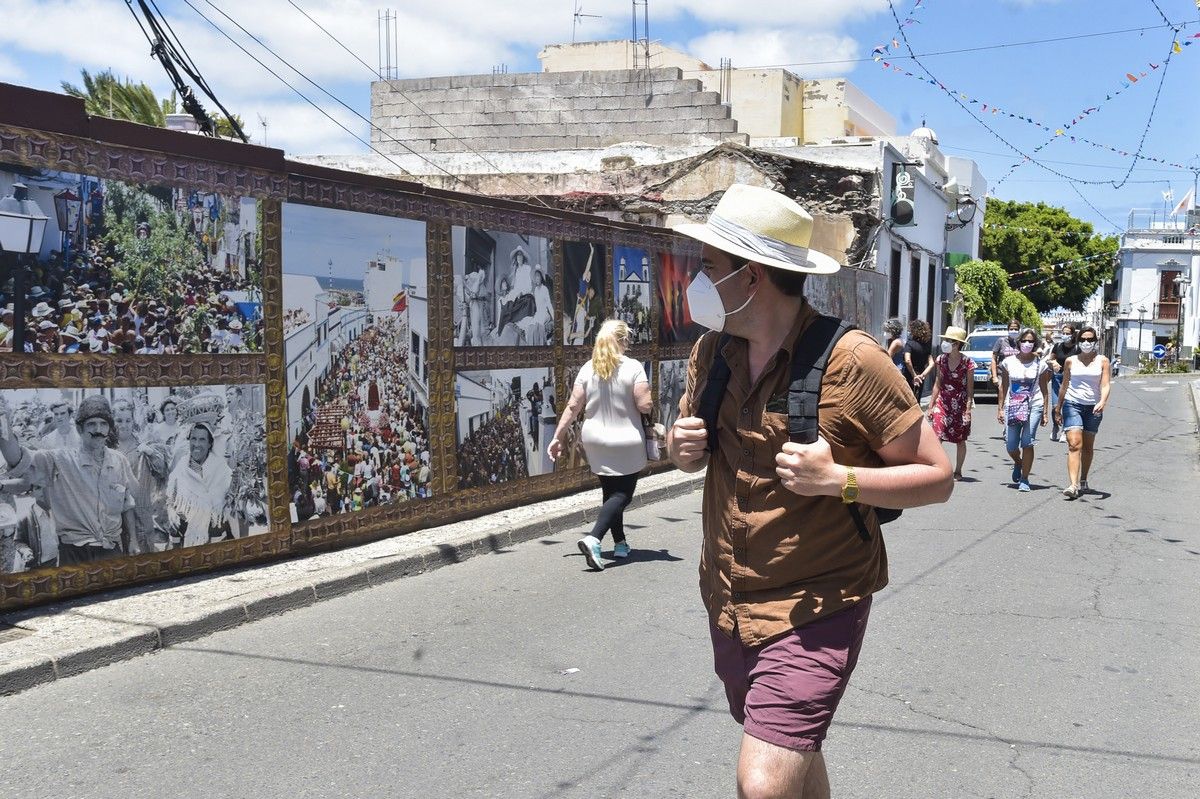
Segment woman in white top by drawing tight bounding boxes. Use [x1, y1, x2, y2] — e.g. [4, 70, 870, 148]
[1052, 325, 1111, 499]
[997, 327, 1051, 492]
[547, 319, 653, 571]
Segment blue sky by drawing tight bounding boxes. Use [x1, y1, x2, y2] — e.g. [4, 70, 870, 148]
[1, 0, 1198, 233]
[282, 202, 425, 277]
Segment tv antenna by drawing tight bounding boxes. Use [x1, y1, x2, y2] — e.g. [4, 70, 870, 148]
[377, 9, 398, 80]
[257, 113, 269, 146]
[633, 0, 652, 72]
[573, 2, 601, 43]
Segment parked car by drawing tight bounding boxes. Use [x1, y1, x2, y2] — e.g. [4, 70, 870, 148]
[962, 325, 1013, 400]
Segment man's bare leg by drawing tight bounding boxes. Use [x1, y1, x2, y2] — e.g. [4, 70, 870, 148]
[737, 732, 830, 799]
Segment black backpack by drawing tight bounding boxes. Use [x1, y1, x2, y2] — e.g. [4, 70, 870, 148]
[694, 314, 902, 542]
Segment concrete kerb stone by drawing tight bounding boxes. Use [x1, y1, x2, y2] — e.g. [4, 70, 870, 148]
[0, 470, 703, 696]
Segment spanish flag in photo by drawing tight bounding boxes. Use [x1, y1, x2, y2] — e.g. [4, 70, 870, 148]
[392, 290, 408, 313]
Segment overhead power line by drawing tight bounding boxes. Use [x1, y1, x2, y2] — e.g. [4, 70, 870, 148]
[283, 0, 547, 201]
[1068, 183, 1125, 233]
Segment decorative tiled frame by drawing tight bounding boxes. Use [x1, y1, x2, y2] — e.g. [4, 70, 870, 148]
[0, 119, 691, 608]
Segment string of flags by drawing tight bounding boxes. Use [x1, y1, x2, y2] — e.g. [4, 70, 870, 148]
[872, 1, 1198, 171]
[984, 224, 1097, 237]
[1007, 253, 1115, 288]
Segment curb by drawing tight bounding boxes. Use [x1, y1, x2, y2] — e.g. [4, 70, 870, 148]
[0, 471, 704, 696]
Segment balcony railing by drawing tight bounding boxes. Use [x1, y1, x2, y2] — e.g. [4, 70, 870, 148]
[1155, 300, 1180, 321]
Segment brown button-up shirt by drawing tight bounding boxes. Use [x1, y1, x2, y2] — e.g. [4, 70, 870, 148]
[681, 300, 923, 646]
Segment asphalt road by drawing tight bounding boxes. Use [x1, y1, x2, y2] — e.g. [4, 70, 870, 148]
[0, 378, 1196, 799]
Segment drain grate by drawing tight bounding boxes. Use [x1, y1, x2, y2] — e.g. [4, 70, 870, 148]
[0, 622, 33, 645]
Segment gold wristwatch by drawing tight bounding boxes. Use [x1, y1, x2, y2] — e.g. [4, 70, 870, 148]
[840, 466, 860, 504]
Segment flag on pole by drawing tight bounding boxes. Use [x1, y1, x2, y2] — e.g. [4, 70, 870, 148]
[1171, 188, 1195, 216]
[1162, 188, 1174, 202]
[392, 290, 408, 313]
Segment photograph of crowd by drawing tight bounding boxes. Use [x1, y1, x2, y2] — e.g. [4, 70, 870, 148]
[282, 204, 432, 522]
[657, 359, 689, 434]
[1, 163, 262, 355]
[613, 245, 653, 344]
[562, 241, 606, 347]
[0, 384, 268, 575]
[452, 227, 553, 347]
[657, 249, 702, 345]
[455, 367, 555, 488]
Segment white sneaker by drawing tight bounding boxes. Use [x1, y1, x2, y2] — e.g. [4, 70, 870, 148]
[577, 535, 604, 570]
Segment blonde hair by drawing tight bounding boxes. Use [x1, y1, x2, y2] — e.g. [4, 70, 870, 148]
[592, 319, 630, 380]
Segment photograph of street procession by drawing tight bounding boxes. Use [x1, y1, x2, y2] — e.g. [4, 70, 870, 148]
[455, 367, 555, 488]
[452, 227, 553, 347]
[0, 384, 268, 575]
[0, 162, 262, 354]
[282, 203, 431, 523]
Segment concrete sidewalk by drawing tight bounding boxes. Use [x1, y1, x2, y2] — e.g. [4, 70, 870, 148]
[0, 469, 703, 696]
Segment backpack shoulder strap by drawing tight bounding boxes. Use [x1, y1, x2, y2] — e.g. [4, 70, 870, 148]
[787, 315, 856, 446]
[785, 316, 874, 543]
[696, 332, 733, 453]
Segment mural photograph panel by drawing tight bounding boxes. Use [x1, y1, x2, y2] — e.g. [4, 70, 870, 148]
[0, 384, 268, 575]
[613, 245, 652, 345]
[657, 249, 702, 345]
[455, 367, 555, 488]
[451, 227, 552, 347]
[0, 162, 262, 354]
[282, 203, 431, 523]
[657, 358, 689, 434]
[562, 240, 605, 347]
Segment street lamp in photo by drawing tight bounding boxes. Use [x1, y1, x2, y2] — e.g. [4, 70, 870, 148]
[53, 187, 83, 275]
[1136, 305, 1147, 361]
[0, 182, 50, 353]
[1175, 273, 1191, 364]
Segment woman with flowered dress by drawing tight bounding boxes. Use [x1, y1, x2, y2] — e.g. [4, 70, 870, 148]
[927, 326, 975, 481]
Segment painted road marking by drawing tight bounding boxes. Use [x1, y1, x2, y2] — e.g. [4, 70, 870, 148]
[1142, 387, 1168, 392]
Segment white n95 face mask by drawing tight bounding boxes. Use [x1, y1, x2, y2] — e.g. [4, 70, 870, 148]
[685, 264, 755, 332]
[1078, 341, 1096, 354]
[940, 341, 953, 353]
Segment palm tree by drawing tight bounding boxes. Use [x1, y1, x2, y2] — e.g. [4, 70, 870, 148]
[62, 69, 167, 127]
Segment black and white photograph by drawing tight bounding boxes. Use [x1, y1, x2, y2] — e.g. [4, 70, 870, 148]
[613, 245, 652, 344]
[0, 162, 262, 355]
[455, 367, 555, 488]
[657, 359, 689, 434]
[452, 227, 553, 347]
[282, 203, 432, 522]
[562, 240, 605, 347]
[0, 384, 268, 575]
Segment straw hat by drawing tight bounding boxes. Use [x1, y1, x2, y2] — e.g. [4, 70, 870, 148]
[31, 301, 53, 318]
[940, 325, 969, 345]
[673, 184, 841, 275]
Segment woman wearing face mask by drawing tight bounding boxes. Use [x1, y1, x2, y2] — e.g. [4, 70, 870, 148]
[884, 318, 905, 372]
[927, 326, 974, 480]
[997, 327, 1050, 492]
[1052, 325, 1110, 499]
[903, 319, 934, 400]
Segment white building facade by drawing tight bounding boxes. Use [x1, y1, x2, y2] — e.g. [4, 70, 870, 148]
[1113, 209, 1198, 367]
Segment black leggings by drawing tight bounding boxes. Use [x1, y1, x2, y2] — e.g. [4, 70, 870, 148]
[588, 472, 639, 543]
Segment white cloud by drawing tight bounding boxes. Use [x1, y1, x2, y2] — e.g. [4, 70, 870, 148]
[0, 53, 26, 83]
[657, 0, 889, 28]
[686, 28, 860, 76]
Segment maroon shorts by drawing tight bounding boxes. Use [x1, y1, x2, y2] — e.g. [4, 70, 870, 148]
[709, 596, 872, 752]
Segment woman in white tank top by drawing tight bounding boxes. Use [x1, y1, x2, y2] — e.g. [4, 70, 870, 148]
[1052, 325, 1111, 500]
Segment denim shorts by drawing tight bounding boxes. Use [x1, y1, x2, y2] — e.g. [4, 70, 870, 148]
[1005, 404, 1044, 451]
[1062, 401, 1102, 434]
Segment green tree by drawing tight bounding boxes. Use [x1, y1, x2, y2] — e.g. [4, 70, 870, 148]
[953, 259, 1008, 322]
[981, 198, 1118, 312]
[998, 288, 1042, 329]
[62, 69, 166, 127]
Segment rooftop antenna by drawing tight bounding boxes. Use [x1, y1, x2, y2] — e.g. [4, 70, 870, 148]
[257, 113, 269, 146]
[573, 2, 601, 43]
[631, 0, 651, 82]
[377, 9, 398, 80]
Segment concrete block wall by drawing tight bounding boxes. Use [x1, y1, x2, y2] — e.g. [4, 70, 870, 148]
[370, 67, 741, 154]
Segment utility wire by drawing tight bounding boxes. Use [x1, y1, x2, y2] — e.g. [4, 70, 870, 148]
[1068, 183, 1125, 233]
[192, 0, 553, 208]
[175, 0, 417, 179]
[676, 20, 1193, 73]
[283, 0, 548, 201]
[883, 0, 1177, 190]
[1146, 0, 1182, 31]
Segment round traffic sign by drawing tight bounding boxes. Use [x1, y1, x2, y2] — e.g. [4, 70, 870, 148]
[1152, 344, 1167, 360]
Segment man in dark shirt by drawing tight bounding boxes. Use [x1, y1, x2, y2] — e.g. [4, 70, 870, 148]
[1048, 322, 1079, 441]
[990, 319, 1021, 386]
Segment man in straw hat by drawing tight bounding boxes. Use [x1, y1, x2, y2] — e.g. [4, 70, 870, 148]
[0, 394, 137, 565]
[666, 184, 953, 797]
